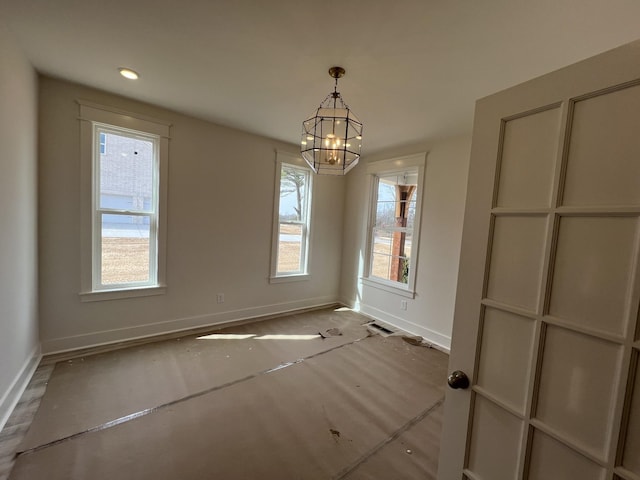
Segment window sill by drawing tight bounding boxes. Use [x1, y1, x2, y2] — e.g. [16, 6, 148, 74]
[361, 277, 416, 299]
[79, 285, 167, 302]
[269, 273, 311, 284]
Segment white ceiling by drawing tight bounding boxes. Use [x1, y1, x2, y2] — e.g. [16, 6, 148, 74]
[2, 0, 640, 155]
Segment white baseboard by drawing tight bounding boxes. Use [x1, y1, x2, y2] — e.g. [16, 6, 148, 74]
[0, 344, 41, 432]
[41, 296, 338, 355]
[358, 304, 451, 353]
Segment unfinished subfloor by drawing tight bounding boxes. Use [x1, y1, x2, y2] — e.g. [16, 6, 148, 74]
[1, 307, 448, 480]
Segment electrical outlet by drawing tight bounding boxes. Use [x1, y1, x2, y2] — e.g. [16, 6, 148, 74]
[400, 300, 407, 310]
[216, 293, 225, 304]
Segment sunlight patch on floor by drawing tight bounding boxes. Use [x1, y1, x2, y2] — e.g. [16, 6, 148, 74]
[197, 334, 256, 340]
[197, 333, 321, 341]
[256, 334, 320, 340]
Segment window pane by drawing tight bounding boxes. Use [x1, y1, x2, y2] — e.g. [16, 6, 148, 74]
[375, 173, 417, 229]
[372, 228, 411, 283]
[375, 181, 396, 227]
[279, 165, 307, 221]
[99, 130, 154, 212]
[99, 132, 107, 154]
[371, 250, 392, 280]
[375, 200, 396, 228]
[406, 201, 417, 229]
[375, 199, 417, 229]
[277, 223, 302, 273]
[378, 181, 396, 202]
[371, 253, 409, 283]
[101, 214, 150, 285]
[373, 229, 393, 255]
[404, 231, 413, 259]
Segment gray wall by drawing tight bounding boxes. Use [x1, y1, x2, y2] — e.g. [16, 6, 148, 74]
[0, 24, 40, 427]
[38, 77, 346, 353]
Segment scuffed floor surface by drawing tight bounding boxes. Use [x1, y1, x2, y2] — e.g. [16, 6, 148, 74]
[5, 307, 448, 480]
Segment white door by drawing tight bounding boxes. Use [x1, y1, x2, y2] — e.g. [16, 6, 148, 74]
[438, 40, 640, 480]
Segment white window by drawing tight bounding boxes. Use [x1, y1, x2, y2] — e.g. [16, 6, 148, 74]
[79, 101, 170, 301]
[363, 153, 426, 297]
[270, 151, 313, 282]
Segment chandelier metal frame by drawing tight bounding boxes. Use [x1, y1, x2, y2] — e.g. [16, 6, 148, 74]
[301, 67, 363, 175]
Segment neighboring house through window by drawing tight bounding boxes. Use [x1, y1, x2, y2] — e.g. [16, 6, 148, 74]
[364, 153, 426, 297]
[270, 151, 313, 282]
[78, 101, 170, 301]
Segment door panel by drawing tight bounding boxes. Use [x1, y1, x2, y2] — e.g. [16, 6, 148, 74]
[496, 107, 561, 208]
[528, 430, 606, 480]
[438, 40, 640, 480]
[476, 308, 535, 414]
[485, 215, 548, 311]
[562, 84, 640, 207]
[548, 216, 637, 336]
[535, 325, 623, 457]
[466, 395, 524, 480]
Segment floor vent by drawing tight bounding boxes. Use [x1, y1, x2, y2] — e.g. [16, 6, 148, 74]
[366, 322, 395, 337]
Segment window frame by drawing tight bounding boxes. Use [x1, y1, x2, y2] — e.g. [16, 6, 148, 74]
[78, 100, 170, 301]
[93, 124, 159, 291]
[362, 152, 427, 298]
[269, 151, 313, 283]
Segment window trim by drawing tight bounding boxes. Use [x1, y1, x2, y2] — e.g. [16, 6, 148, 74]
[269, 151, 313, 283]
[362, 152, 427, 298]
[78, 100, 171, 301]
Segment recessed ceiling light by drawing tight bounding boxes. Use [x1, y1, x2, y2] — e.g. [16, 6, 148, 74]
[118, 68, 139, 80]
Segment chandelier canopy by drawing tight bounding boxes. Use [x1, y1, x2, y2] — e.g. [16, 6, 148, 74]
[301, 67, 362, 175]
